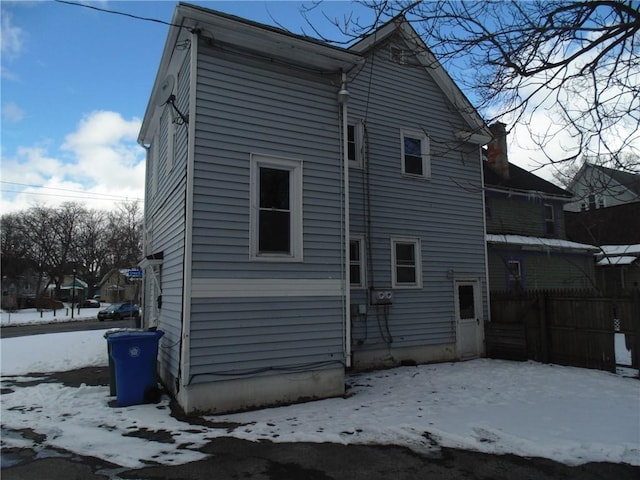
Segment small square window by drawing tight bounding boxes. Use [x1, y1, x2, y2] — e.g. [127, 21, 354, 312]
[391, 237, 422, 288]
[507, 259, 523, 291]
[401, 130, 430, 178]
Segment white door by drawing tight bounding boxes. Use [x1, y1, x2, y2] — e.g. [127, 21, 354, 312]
[455, 279, 483, 359]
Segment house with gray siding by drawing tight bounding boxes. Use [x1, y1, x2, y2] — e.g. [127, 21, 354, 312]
[138, 3, 492, 414]
[484, 124, 598, 291]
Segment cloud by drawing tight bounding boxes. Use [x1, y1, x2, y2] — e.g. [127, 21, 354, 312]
[1, 9, 26, 60]
[2, 101, 25, 123]
[1, 111, 145, 214]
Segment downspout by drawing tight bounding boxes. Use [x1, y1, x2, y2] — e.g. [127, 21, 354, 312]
[180, 28, 198, 391]
[480, 144, 492, 327]
[338, 73, 351, 367]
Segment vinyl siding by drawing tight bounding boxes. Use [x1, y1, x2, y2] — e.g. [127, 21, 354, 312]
[486, 195, 567, 238]
[348, 36, 488, 351]
[143, 51, 191, 382]
[488, 248, 596, 290]
[187, 42, 346, 381]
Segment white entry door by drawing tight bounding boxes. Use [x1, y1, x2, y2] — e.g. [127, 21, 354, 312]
[455, 279, 483, 359]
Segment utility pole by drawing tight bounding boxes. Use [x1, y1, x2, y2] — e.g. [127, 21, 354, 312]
[71, 268, 76, 320]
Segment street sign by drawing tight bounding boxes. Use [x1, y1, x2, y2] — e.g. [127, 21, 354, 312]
[127, 269, 143, 278]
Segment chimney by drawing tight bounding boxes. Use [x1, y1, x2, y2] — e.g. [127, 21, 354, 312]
[486, 122, 509, 180]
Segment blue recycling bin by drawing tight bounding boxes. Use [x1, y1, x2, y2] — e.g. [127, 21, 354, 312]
[107, 330, 164, 407]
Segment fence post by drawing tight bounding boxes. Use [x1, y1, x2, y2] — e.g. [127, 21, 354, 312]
[539, 291, 549, 364]
[634, 290, 640, 372]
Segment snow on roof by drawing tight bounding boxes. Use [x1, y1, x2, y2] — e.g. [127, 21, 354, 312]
[486, 234, 598, 252]
[599, 244, 640, 256]
[596, 256, 638, 266]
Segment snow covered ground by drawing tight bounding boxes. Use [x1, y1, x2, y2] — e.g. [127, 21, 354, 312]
[0, 305, 104, 327]
[1, 311, 639, 470]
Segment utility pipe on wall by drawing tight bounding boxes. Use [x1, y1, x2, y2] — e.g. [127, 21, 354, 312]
[338, 72, 351, 367]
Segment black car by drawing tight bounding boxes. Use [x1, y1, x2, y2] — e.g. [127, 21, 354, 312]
[79, 299, 101, 308]
[97, 302, 140, 321]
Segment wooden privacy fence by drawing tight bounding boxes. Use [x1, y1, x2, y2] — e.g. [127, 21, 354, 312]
[486, 289, 640, 372]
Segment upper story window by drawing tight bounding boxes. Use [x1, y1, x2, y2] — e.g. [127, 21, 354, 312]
[391, 237, 422, 288]
[350, 237, 365, 288]
[166, 108, 175, 172]
[250, 155, 303, 262]
[347, 120, 363, 168]
[401, 129, 430, 178]
[544, 204, 555, 236]
[507, 259, 523, 291]
[151, 135, 159, 198]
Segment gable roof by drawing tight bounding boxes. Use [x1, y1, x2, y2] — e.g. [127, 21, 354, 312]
[591, 165, 640, 196]
[484, 161, 571, 199]
[568, 163, 640, 197]
[139, 3, 365, 145]
[349, 16, 491, 145]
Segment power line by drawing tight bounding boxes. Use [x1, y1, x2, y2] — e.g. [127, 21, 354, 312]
[54, 0, 184, 29]
[1, 182, 143, 202]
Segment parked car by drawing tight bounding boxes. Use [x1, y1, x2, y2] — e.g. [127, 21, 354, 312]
[35, 297, 64, 310]
[79, 299, 101, 308]
[97, 302, 140, 321]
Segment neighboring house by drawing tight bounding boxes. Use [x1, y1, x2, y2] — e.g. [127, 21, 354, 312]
[594, 245, 640, 294]
[484, 123, 598, 291]
[138, 4, 491, 414]
[564, 163, 640, 212]
[97, 269, 138, 304]
[0, 270, 40, 310]
[59, 277, 88, 303]
[566, 201, 640, 294]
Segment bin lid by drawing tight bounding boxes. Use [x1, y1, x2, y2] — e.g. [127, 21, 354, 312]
[106, 330, 164, 343]
[103, 328, 146, 339]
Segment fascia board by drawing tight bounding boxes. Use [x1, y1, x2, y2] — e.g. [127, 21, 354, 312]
[180, 3, 363, 72]
[139, 4, 364, 144]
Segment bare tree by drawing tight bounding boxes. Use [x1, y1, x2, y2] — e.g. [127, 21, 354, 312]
[105, 200, 143, 269]
[326, 0, 640, 173]
[75, 208, 110, 295]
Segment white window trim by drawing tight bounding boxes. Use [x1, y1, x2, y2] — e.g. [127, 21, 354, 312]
[250, 153, 303, 262]
[350, 236, 366, 289]
[400, 129, 431, 179]
[348, 119, 364, 168]
[391, 236, 423, 289]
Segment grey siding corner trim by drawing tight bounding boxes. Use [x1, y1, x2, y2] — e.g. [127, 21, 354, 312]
[191, 278, 343, 298]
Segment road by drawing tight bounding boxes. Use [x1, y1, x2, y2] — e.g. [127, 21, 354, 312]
[0, 317, 137, 338]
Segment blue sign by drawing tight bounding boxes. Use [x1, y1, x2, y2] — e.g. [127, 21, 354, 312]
[127, 269, 143, 278]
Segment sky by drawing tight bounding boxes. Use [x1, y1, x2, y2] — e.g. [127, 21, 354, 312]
[1, 0, 371, 214]
[1, 309, 639, 470]
[1, 1, 634, 215]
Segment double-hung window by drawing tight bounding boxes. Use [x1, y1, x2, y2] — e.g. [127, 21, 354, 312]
[350, 237, 365, 288]
[401, 129, 430, 178]
[544, 204, 555, 236]
[391, 237, 422, 288]
[250, 155, 303, 261]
